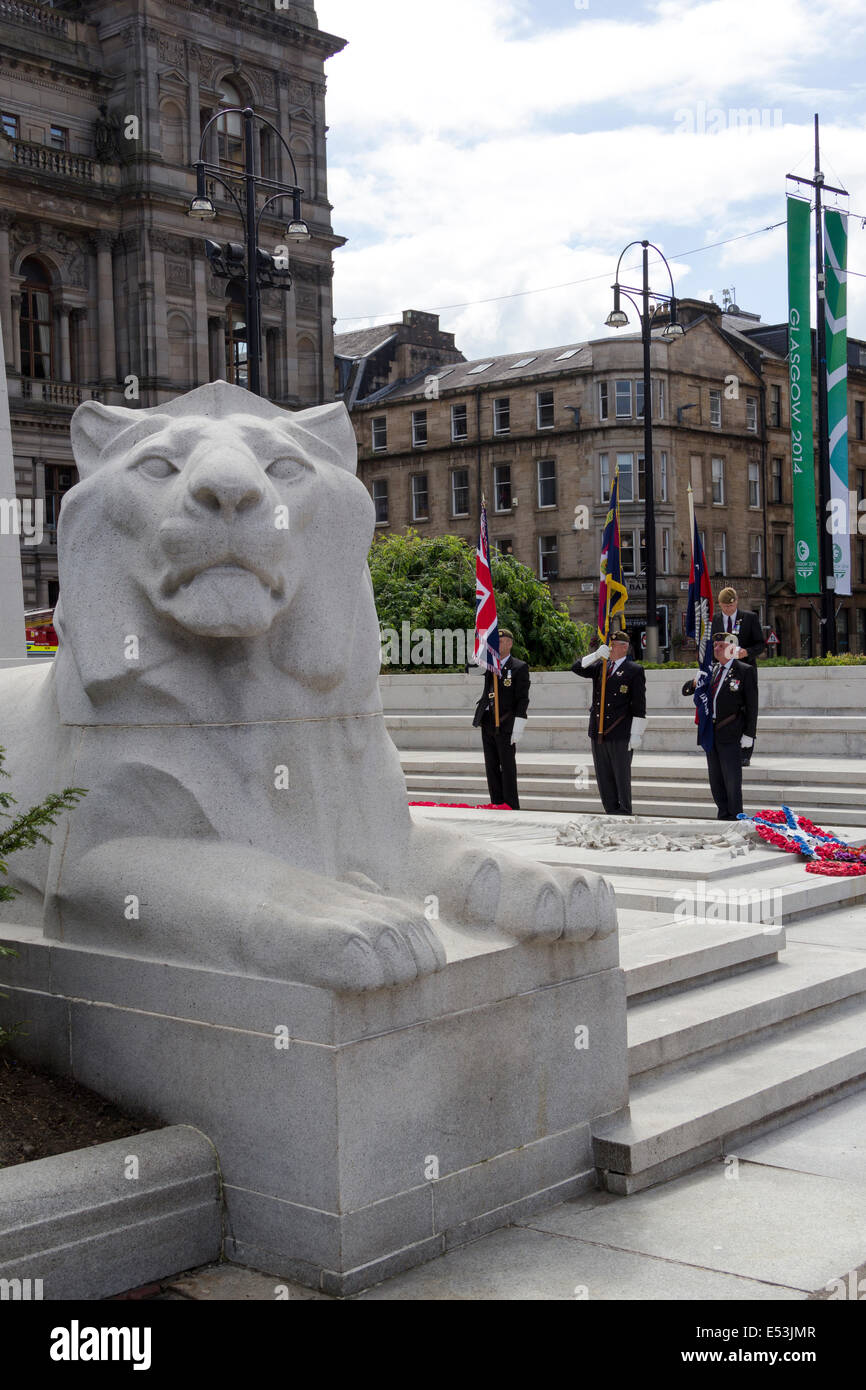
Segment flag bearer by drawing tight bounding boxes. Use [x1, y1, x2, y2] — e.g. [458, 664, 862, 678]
[573, 627, 647, 815]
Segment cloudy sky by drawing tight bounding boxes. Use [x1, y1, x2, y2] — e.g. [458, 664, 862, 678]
[313, 0, 866, 360]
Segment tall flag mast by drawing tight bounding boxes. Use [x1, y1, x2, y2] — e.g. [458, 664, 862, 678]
[686, 484, 715, 752]
[473, 496, 501, 728]
[597, 467, 628, 737]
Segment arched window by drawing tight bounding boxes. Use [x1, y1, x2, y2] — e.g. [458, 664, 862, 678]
[216, 78, 244, 172]
[20, 257, 53, 380]
[167, 312, 192, 387]
[225, 284, 248, 387]
[161, 100, 185, 165]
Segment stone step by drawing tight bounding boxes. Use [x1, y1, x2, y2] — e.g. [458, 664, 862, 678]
[592, 995, 866, 1193]
[405, 771, 865, 808]
[627, 942, 866, 1078]
[609, 865, 866, 920]
[401, 751, 866, 788]
[620, 920, 787, 1000]
[406, 785, 866, 826]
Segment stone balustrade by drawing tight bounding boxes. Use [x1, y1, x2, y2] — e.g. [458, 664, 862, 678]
[19, 379, 102, 408]
[9, 140, 95, 183]
[0, 0, 68, 36]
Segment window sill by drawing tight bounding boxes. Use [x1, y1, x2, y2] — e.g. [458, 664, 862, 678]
[412, 516, 430, 524]
[374, 520, 390, 528]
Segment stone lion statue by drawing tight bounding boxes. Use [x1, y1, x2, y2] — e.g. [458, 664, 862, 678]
[0, 382, 614, 990]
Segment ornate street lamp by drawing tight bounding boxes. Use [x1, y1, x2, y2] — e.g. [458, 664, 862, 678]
[189, 106, 310, 396]
[606, 240, 684, 662]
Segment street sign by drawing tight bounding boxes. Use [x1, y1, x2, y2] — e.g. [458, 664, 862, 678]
[767, 630, 779, 646]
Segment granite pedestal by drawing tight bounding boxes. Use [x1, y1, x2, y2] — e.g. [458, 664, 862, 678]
[0, 925, 627, 1295]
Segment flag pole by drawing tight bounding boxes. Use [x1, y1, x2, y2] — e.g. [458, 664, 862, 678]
[687, 482, 696, 571]
[598, 585, 611, 740]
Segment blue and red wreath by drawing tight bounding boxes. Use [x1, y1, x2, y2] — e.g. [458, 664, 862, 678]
[738, 807, 866, 876]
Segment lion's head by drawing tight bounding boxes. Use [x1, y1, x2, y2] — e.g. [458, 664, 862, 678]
[54, 383, 380, 724]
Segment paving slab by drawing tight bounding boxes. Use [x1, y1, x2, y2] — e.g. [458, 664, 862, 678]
[163, 1263, 332, 1301]
[353, 1222, 805, 1301]
[736, 1091, 866, 1185]
[522, 1160, 866, 1291]
[787, 904, 866, 952]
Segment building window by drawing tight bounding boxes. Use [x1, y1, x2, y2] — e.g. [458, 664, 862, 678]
[770, 384, 782, 428]
[714, 532, 727, 577]
[493, 537, 513, 557]
[48, 125, 68, 151]
[1, 113, 19, 139]
[771, 456, 783, 503]
[857, 538, 865, 585]
[746, 396, 758, 433]
[615, 380, 632, 418]
[451, 403, 468, 441]
[711, 456, 725, 505]
[494, 464, 512, 512]
[411, 474, 429, 521]
[616, 452, 635, 502]
[411, 409, 427, 447]
[600, 453, 611, 502]
[536, 390, 554, 430]
[656, 379, 665, 419]
[856, 401, 865, 441]
[216, 78, 244, 170]
[748, 459, 760, 508]
[661, 527, 670, 573]
[451, 467, 469, 516]
[837, 606, 850, 654]
[598, 382, 609, 420]
[19, 257, 53, 380]
[799, 607, 813, 658]
[225, 285, 247, 387]
[371, 416, 387, 452]
[856, 608, 866, 654]
[750, 534, 763, 577]
[620, 528, 646, 577]
[372, 478, 388, 525]
[858, 469, 866, 503]
[44, 464, 76, 531]
[537, 458, 557, 508]
[492, 397, 510, 435]
[709, 389, 722, 428]
[538, 534, 558, 580]
[659, 450, 668, 502]
[773, 532, 785, 582]
[635, 379, 645, 420]
[637, 453, 646, 501]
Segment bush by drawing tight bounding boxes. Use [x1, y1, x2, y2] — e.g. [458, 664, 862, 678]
[369, 530, 593, 669]
[0, 749, 85, 1049]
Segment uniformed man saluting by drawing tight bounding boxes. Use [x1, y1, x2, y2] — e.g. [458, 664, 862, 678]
[572, 628, 647, 815]
[682, 632, 758, 820]
[472, 628, 530, 809]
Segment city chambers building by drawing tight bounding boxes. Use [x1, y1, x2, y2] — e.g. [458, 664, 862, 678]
[1, 0, 344, 610]
[338, 298, 866, 658]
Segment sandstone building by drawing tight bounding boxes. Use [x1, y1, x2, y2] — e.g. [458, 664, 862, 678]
[1, 0, 344, 609]
[339, 299, 866, 658]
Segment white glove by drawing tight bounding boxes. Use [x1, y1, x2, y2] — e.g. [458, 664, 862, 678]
[740, 735, 754, 748]
[582, 644, 610, 667]
[628, 716, 647, 752]
[511, 716, 527, 746]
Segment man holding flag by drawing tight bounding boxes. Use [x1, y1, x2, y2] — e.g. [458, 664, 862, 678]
[573, 470, 647, 815]
[682, 487, 757, 819]
[472, 500, 530, 809]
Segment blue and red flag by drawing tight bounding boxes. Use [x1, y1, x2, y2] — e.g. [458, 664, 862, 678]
[686, 512, 715, 752]
[473, 499, 501, 673]
[598, 471, 628, 640]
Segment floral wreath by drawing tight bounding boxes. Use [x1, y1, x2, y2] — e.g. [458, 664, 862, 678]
[738, 807, 866, 877]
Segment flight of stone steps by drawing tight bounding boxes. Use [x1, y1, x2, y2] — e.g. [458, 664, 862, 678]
[592, 879, 866, 1194]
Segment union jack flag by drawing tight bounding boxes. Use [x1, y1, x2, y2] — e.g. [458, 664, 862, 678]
[686, 511, 715, 752]
[598, 471, 628, 640]
[473, 499, 501, 673]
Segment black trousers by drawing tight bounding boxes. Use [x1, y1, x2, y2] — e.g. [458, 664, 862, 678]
[592, 737, 633, 814]
[706, 739, 744, 819]
[481, 721, 519, 808]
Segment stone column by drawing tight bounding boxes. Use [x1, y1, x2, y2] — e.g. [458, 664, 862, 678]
[193, 256, 210, 385]
[0, 212, 13, 370]
[57, 307, 71, 382]
[10, 291, 22, 374]
[208, 315, 224, 382]
[95, 233, 117, 384]
[187, 45, 201, 167]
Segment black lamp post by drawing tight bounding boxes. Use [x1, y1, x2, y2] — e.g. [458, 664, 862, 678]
[606, 240, 684, 662]
[189, 106, 310, 396]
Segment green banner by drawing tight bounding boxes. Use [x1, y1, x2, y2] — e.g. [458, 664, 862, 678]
[824, 209, 850, 595]
[787, 197, 820, 593]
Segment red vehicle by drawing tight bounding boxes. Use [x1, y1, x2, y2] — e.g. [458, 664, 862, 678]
[25, 608, 58, 655]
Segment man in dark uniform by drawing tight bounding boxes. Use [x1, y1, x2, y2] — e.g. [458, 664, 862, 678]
[682, 632, 758, 819]
[711, 587, 765, 666]
[472, 628, 530, 809]
[572, 628, 647, 815]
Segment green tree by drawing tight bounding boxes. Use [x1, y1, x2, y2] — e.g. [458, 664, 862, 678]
[0, 749, 85, 1047]
[369, 530, 592, 669]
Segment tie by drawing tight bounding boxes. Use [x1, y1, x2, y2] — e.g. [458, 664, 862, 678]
[711, 664, 724, 700]
[726, 616, 732, 633]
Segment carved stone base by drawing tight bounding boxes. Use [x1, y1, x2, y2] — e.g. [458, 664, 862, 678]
[0, 926, 627, 1295]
